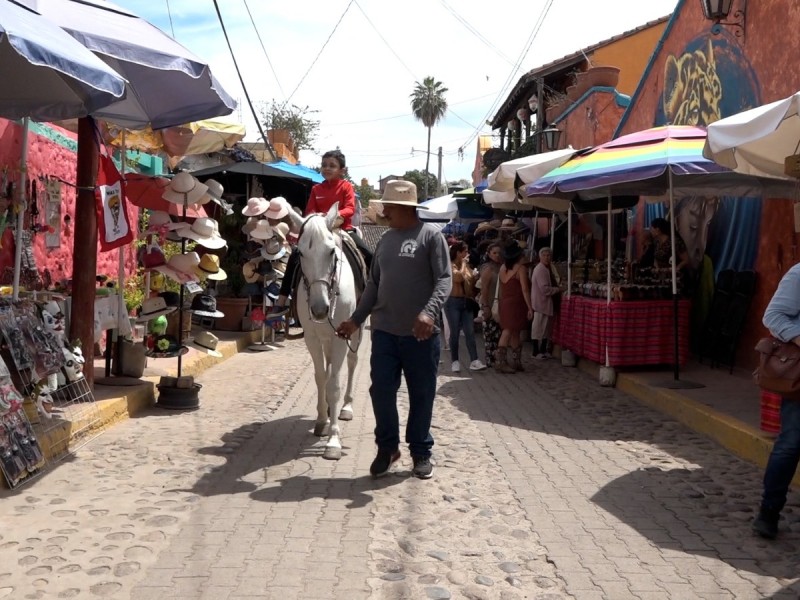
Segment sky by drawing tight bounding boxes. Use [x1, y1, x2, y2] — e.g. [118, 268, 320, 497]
[113, 0, 679, 189]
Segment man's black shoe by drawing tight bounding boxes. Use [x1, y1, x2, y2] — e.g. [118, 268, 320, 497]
[370, 449, 400, 478]
[753, 508, 779, 539]
[411, 455, 434, 479]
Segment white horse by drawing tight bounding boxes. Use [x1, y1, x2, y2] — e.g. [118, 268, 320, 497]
[289, 203, 361, 460]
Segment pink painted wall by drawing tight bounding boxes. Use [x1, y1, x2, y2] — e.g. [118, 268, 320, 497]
[0, 119, 137, 287]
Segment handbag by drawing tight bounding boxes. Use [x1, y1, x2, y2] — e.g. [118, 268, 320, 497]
[491, 275, 501, 322]
[754, 336, 800, 399]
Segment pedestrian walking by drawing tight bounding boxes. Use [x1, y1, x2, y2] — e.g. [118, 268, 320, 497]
[336, 180, 451, 480]
[478, 242, 503, 368]
[495, 240, 533, 373]
[754, 262, 800, 539]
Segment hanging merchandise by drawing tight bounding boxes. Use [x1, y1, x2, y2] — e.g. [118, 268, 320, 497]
[95, 153, 134, 252]
[45, 177, 62, 248]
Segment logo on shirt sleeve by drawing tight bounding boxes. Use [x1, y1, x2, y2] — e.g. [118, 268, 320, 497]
[399, 239, 418, 258]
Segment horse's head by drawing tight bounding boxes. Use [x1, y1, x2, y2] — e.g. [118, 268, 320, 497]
[297, 203, 341, 321]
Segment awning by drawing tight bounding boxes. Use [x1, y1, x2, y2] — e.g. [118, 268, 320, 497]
[191, 160, 321, 182]
[267, 159, 324, 183]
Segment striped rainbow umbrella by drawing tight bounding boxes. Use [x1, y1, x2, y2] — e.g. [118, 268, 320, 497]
[524, 125, 793, 200]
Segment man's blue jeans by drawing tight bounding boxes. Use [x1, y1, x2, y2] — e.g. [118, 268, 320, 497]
[369, 329, 440, 458]
[443, 296, 479, 364]
[762, 398, 800, 512]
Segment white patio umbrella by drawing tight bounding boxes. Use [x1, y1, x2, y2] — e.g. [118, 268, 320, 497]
[417, 193, 458, 221]
[704, 91, 800, 180]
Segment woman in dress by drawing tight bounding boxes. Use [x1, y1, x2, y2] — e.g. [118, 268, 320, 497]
[495, 240, 533, 373]
[444, 242, 487, 372]
[479, 242, 503, 368]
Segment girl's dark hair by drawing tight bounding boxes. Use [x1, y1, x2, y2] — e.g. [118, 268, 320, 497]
[650, 218, 670, 236]
[449, 241, 467, 261]
[503, 240, 523, 269]
[321, 149, 346, 169]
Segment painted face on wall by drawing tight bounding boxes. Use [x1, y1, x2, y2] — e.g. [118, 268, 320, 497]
[674, 197, 720, 270]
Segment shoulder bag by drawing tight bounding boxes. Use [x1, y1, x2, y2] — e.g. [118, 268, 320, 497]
[754, 336, 800, 399]
[491, 274, 501, 322]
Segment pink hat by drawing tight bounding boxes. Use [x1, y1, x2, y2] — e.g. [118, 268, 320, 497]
[264, 197, 289, 219]
[242, 197, 268, 217]
[152, 252, 201, 284]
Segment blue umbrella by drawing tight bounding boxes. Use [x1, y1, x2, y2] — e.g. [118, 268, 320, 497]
[0, 0, 125, 121]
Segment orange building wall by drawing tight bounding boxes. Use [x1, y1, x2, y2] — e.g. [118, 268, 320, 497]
[558, 92, 628, 150]
[592, 21, 669, 96]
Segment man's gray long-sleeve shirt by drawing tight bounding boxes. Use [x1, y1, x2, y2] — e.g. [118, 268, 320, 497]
[351, 222, 451, 336]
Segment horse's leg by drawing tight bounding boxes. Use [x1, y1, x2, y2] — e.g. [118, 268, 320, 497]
[323, 339, 347, 460]
[306, 331, 329, 437]
[339, 327, 360, 421]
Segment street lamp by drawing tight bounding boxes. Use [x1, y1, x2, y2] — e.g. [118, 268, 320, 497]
[700, 0, 746, 39]
[541, 128, 562, 151]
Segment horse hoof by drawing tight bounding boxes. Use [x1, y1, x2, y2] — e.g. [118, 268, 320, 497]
[313, 423, 327, 437]
[323, 447, 342, 460]
[338, 408, 353, 421]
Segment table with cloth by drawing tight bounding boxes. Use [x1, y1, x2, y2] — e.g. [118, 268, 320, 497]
[552, 295, 690, 367]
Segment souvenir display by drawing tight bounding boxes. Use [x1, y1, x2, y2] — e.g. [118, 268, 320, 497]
[0, 380, 44, 488]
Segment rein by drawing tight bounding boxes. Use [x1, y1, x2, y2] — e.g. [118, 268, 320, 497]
[296, 215, 360, 353]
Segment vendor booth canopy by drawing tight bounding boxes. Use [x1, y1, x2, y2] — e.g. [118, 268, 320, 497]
[0, 0, 126, 121]
[190, 160, 324, 183]
[20, 0, 236, 129]
[417, 194, 457, 221]
[703, 91, 800, 180]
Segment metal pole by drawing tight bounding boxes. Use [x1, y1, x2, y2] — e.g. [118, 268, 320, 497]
[567, 203, 572, 298]
[12, 118, 29, 301]
[669, 170, 679, 381]
[437, 146, 443, 197]
[112, 130, 127, 377]
[177, 195, 187, 377]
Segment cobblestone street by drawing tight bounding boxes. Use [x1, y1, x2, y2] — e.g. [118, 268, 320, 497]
[1, 333, 799, 599]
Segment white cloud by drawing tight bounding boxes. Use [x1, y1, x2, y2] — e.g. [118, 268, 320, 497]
[115, 0, 678, 189]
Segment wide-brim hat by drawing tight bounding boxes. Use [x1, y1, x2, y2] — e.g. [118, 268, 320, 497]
[197, 253, 227, 281]
[260, 240, 287, 261]
[498, 218, 518, 231]
[475, 220, 499, 235]
[153, 252, 201, 284]
[272, 222, 289, 243]
[241, 217, 260, 236]
[199, 178, 225, 206]
[147, 334, 188, 358]
[243, 239, 263, 260]
[158, 291, 181, 308]
[378, 180, 418, 205]
[162, 172, 208, 206]
[139, 243, 167, 269]
[188, 293, 224, 318]
[264, 197, 289, 219]
[193, 330, 222, 358]
[242, 260, 262, 284]
[135, 296, 176, 323]
[140, 210, 183, 238]
[174, 217, 227, 249]
[242, 197, 269, 217]
[249, 220, 274, 240]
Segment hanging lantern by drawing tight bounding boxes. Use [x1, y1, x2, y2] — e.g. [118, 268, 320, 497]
[507, 118, 519, 131]
[528, 95, 539, 112]
[516, 107, 531, 122]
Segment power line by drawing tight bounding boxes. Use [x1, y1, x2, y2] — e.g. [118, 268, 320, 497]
[165, 0, 175, 37]
[353, 0, 416, 80]
[284, 0, 354, 106]
[459, 0, 554, 153]
[437, 0, 514, 66]
[243, 0, 286, 100]
[212, 0, 271, 151]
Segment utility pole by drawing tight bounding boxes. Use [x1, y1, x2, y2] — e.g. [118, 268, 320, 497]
[437, 146, 443, 196]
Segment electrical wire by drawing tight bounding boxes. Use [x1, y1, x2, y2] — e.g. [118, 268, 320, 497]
[459, 0, 554, 153]
[165, 0, 175, 37]
[284, 0, 354, 106]
[437, 0, 514, 66]
[243, 0, 286, 100]
[212, 0, 271, 150]
[353, 0, 417, 81]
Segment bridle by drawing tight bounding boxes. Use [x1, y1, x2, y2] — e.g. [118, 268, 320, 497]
[295, 215, 359, 352]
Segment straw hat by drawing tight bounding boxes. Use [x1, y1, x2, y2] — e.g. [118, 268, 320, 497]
[241, 216, 260, 236]
[134, 297, 176, 323]
[264, 197, 289, 219]
[249, 220, 274, 240]
[242, 197, 269, 217]
[260, 238, 287, 261]
[198, 179, 224, 206]
[162, 172, 208, 205]
[474, 220, 500, 235]
[173, 217, 227, 249]
[498, 218, 518, 230]
[242, 260, 262, 284]
[193, 330, 222, 358]
[197, 253, 227, 281]
[140, 210, 183, 238]
[378, 180, 418, 205]
[152, 252, 201, 284]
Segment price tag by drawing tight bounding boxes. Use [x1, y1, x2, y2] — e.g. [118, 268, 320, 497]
[185, 281, 203, 294]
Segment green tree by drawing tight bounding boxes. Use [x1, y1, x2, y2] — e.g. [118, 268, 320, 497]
[402, 170, 439, 201]
[354, 181, 375, 207]
[259, 100, 320, 152]
[410, 76, 448, 200]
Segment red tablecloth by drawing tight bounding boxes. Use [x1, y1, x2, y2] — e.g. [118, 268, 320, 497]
[552, 296, 690, 367]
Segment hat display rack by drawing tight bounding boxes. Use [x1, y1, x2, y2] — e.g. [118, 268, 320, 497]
[241, 198, 291, 352]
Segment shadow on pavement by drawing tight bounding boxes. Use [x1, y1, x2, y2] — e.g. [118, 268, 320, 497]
[250, 474, 403, 509]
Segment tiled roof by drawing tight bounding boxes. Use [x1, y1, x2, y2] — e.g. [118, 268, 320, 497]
[361, 223, 388, 253]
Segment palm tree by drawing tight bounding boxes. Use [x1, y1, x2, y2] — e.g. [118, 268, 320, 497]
[410, 77, 448, 200]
